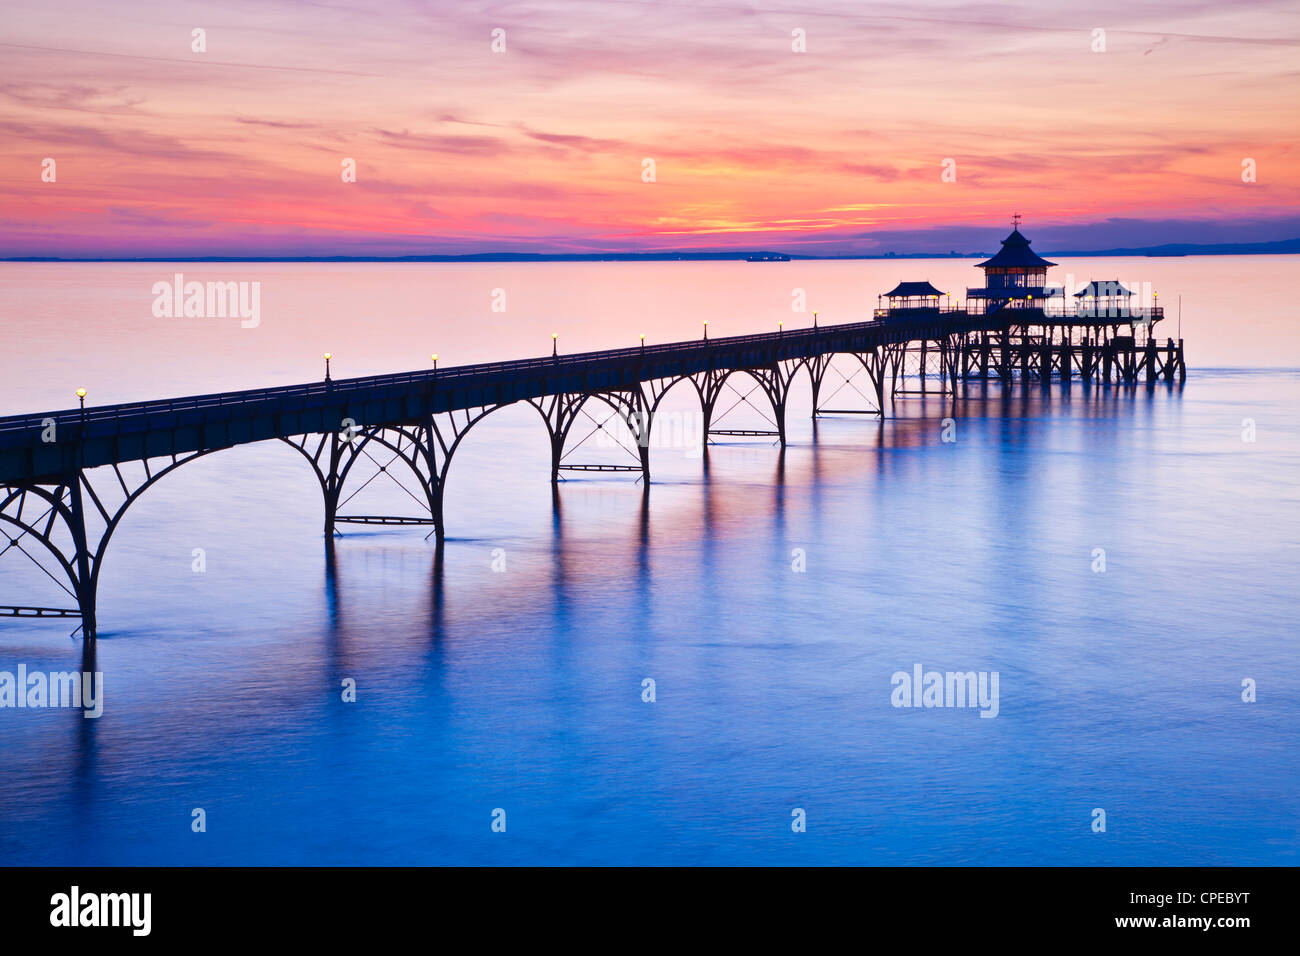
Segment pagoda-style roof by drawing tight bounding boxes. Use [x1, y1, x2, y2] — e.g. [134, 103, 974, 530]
[1074, 280, 1133, 297]
[977, 228, 1056, 270]
[884, 280, 945, 298]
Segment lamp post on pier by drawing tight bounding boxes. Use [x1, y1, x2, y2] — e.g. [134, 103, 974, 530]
[75, 387, 87, 451]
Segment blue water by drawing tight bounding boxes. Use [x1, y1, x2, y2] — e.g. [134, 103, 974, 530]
[1, 368, 1296, 865]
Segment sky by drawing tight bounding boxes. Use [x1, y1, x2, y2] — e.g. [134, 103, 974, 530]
[1, 0, 1297, 257]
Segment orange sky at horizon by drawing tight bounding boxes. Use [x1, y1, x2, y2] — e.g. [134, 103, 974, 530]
[1, 0, 1297, 256]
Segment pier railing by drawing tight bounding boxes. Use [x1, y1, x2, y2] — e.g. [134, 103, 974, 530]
[0, 313, 980, 442]
[878, 304, 1165, 322]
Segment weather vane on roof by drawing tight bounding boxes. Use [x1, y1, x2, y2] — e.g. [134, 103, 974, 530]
[1012, 212, 1022, 230]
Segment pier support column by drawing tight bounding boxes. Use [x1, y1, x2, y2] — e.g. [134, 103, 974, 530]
[67, 472, 97, 640]
[323, 430, 341, 542]
[429, 478, 446, 543]
[639, 438, 652, 485]
[872, 350, 888, 414]
[549, 427, 564, 484]
[420, 420, 445, 542]
[808, 355, 825, 420]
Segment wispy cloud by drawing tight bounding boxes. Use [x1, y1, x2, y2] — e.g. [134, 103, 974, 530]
[0, 0, 1296, 256]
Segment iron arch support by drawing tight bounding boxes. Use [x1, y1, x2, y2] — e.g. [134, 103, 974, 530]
[697, 366, 788, 446]
[0, 482, 84, 619]
[534, 388, 651, 485]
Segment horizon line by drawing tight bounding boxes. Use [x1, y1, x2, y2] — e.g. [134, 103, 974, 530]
[5, 236, 1300, 264]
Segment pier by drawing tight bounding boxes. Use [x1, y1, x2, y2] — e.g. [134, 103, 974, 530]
[0, 224, 1186, 638]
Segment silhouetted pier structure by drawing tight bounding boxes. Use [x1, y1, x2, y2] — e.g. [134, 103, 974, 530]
[874, 222, 1185, 393]
[0, 222, 1185, 638]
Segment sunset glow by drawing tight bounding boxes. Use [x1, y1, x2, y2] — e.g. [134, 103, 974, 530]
[2, 0, 1298, 256]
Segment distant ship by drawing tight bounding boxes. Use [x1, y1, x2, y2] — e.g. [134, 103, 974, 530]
[745, 252, 790, 261]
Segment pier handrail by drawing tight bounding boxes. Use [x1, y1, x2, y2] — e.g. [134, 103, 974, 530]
[0, 314, 959, 437]
[0, 305, 1169, 446]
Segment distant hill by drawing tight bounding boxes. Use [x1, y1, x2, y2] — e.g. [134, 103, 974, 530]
[1042, 237, 1300, 258]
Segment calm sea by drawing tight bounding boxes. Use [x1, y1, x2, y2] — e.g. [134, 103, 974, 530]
[0, 257, 1296, 865]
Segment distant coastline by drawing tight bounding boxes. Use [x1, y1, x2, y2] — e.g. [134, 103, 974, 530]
[4, 237, 1298, 263]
